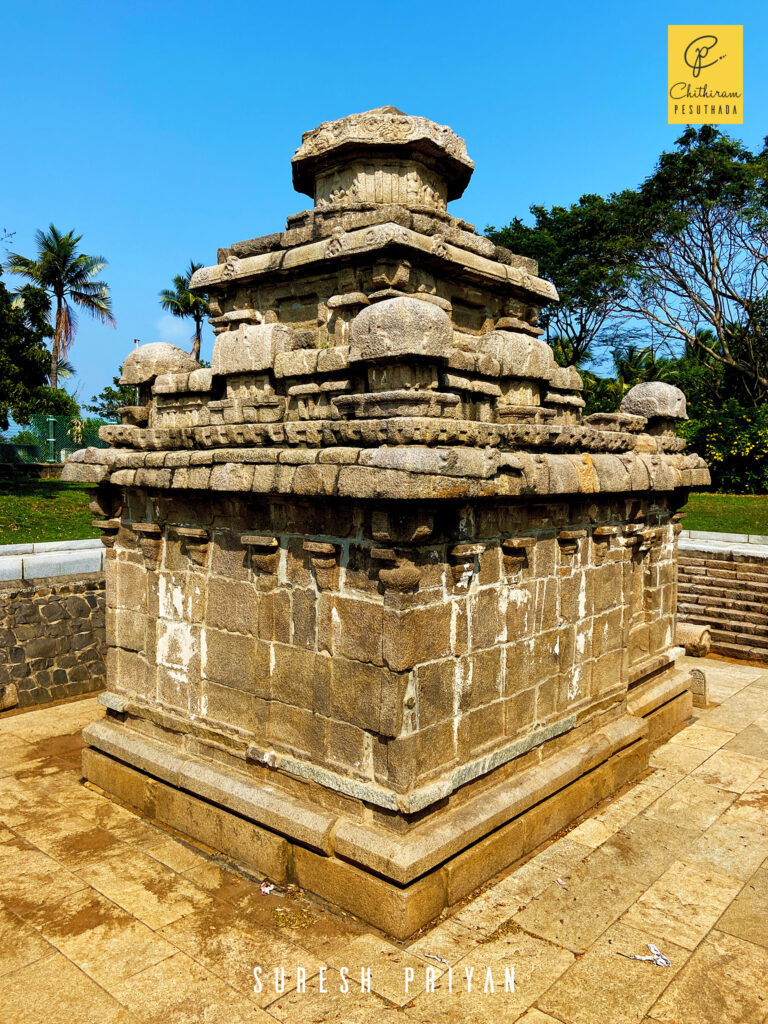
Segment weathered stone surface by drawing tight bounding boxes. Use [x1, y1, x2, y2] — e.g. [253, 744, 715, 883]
[477, 331, 558, 379]
[0, 575, 106, 707]
[621, 381, 688, 420]
[72, 106, 709, 938]
[349, 296, 452, 361]
[677, 621, 712, 657]
[120, 342, 198, 385]
[211, 323, 294, 375]
[291, 106, 475, 204]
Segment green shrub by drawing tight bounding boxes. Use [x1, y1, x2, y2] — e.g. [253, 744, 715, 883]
[681, 399, 768, 494]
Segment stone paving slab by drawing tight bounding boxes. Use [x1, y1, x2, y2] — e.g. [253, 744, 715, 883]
[0, 654, 766, 1023]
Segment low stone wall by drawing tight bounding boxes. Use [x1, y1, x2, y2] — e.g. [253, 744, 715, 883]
[0, 573, 106, 708]
[677, 535, 768, 662]
[0, 462, 64, 480]
[0, 538, 104, 583]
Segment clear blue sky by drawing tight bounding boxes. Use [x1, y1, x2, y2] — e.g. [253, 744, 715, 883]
[3, 0, 766, 411]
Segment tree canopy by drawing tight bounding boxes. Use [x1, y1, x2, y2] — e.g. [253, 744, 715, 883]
[487, 127, 768, 400]
[487, 127, 768, 493]
[83, 366, 137, 421]
[0, 272, 77, 431]
[7, 225, 115, 389]
[620, 126, 768, 401]
[487, 192, 651, 365]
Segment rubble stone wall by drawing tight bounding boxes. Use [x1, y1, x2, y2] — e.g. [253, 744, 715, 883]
[0, 574, 106, 708]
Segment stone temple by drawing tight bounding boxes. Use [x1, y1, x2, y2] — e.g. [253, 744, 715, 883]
[64, 107, 710, 937]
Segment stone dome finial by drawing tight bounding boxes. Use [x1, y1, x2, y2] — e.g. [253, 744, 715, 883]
[291, 108, 474, 212]
[119, 343, 198, 385]
[620, 382, 688, 421]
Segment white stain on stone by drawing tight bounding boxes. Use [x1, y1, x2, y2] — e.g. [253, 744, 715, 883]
[331, 605, 342, 651]
[361, 732, 374, 778]
[159, 575, 187, 620]
[456, 567, 473, 591]
[578, 573, 587, 619]
[157, 620, 197, 670]
[568, 665, 582, 701]
[452, 661, 463, 746]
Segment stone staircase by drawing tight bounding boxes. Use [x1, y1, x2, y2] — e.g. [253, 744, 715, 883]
[678, 535, 768, 662]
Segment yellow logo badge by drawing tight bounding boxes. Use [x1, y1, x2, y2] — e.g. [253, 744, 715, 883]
[668, 25, 743, 124]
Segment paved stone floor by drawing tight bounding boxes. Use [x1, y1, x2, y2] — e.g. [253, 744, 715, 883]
[0, 656, 766, 1024]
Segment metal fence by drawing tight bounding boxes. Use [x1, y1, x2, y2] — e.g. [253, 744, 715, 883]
[0, 415, 109, 464]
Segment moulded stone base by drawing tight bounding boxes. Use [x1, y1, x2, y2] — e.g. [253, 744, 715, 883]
[626, 666, 695, 749]
[79, 682, 690, 938]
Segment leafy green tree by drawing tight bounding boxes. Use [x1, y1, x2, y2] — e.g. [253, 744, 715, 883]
[579, 371, 622, 416]
[621, 127, 768, 400]
[549, 335, 594, 369]
[487, 192, 651, 365]
[6, 224, 114, 389]
[84, 365, 137, 421]
[0, 273, 77, 430]
[159, 261, 209, 361]
[681, 399, 768, 494]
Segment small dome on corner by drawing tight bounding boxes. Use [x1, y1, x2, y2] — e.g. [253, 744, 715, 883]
[620, 381, 688, 420]
[120, 343, 198, 385]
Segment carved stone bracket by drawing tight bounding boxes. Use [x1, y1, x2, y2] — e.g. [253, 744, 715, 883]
[175, 527, 210, 567]
[557, 529, 585, 559]
[622, 523, 644, 551]
[242, 534, 280, 574]
[501, 536, 535, 575]
[638, 527, 663, 553]
[592, 525, 620, 563]
[132, 523, 163, 568]
[92, 518, 121, 549]
[88, 487, 122, 521]
[671, 511, 687, 536]
[370, 546, 421, 592]
[303, 540, 340, 589]
[449, 542, 484, 586]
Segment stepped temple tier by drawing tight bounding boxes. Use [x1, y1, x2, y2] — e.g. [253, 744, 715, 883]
[64, 107, 710, 937]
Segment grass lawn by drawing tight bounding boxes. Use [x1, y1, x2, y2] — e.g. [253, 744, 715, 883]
[682, 492, 768, 536]
[0, 478, 99, 546]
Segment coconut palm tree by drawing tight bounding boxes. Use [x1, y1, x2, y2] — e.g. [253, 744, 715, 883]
[611, 343, 658, 392]
[6, 225, 114, 389]
[159, 261, 209, 362]
[549, 334, 596, 369]
[54, 357, 75, 380]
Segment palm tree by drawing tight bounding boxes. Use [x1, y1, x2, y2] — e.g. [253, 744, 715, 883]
[549, 334, 595, 369]
[55, 357, 75, 380]
[6, 225, 114, 389]
[611, 343, 658, 392]
[159, 261, 209, 362]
